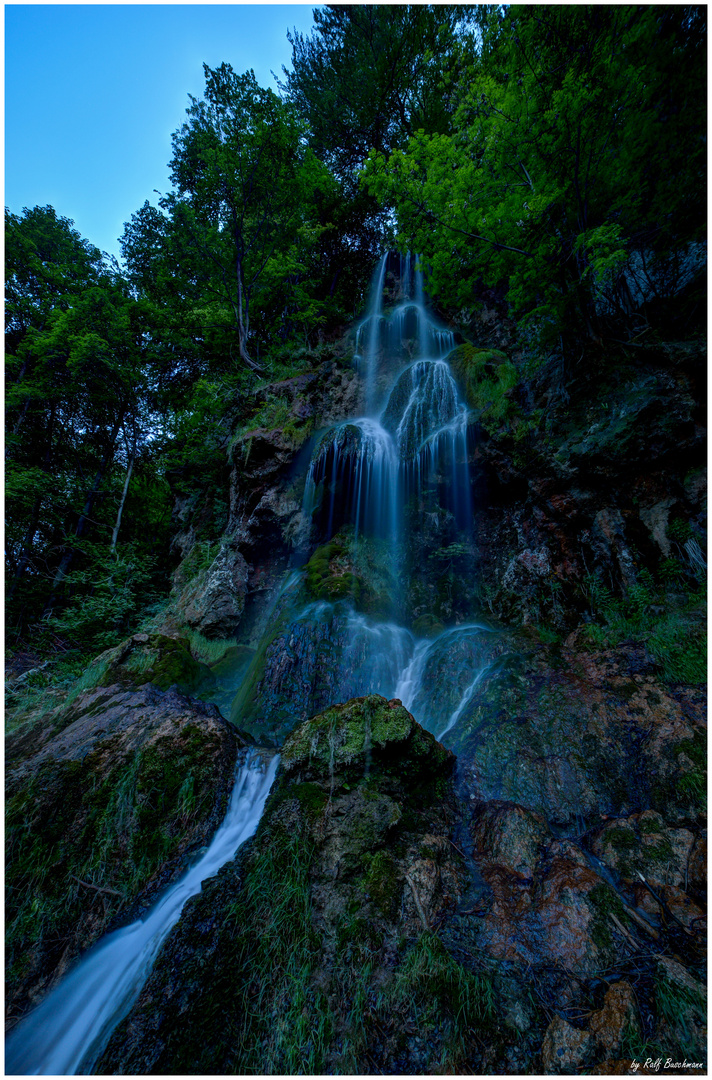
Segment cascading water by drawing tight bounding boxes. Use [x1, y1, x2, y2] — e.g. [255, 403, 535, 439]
[244, 252, 494, 745]
[5, 752, 280, 1077]
[304, 255, 463, 543]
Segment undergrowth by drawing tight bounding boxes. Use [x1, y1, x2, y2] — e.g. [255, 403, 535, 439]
[580, 561, 706, 684]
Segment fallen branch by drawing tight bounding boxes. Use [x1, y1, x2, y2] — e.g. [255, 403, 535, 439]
[404, 871, 430, 931]
[447, 838, 467, 859]
[620, 899, 660, 941]
[637, 871, 694, 937]
[71, 876, 124, 899]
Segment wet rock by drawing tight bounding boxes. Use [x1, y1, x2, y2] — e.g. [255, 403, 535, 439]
[450, 641, 706, 829]
[541, 1015, 595, 1073]
[6, 684, 243, 1028]
[471, 801, 550, 878]
[687, 833, 707, 901]
[590, 811, 695, 889]
[588, 980, 640, 1058]
[97, 699, 493, 1076]
[178, 544, 249, 638]
[591, 507, 638, 589]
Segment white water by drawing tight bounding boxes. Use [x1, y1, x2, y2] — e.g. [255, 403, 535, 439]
[5, 751, 280, 1076]
[293, 253, 490, 741]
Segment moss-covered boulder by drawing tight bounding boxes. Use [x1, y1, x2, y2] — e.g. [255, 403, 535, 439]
[93, 632, 210, 693]
[447, 343, 519, 432]
[281, 693, 451, 782]
[5, 683, 244, 1027]
[97, 700, 510, 1075]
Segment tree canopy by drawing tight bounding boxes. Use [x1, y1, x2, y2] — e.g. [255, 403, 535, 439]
[362, 4, 706, 341]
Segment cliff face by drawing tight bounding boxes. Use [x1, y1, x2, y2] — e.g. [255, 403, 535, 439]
[5, 271, 706, 1073]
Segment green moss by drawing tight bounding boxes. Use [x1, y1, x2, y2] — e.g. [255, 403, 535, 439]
[413, 613, 446, 637]
[273, 781, 329, 823]
[588, 883, 627, 956]
[381, 931, 497, 1069]
[604, 826, 637, 854]
[363, 850, 402, 917]
[282, 695, 414, 774]
[448, 344, 521, 434]
[6, 721, 230, 1005]
[303, 535, 393, 616]
[95, 634, 206, 693]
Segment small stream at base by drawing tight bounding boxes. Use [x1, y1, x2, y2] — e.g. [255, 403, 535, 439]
[5, 752, 280, 1076]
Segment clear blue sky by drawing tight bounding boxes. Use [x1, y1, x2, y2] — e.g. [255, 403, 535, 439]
[5, 4, 319, 261]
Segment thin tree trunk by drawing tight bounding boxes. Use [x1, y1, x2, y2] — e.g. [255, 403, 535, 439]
[7, 405, 55, 600]
[110, 454, 134, 553]
[45, 411, 125, 610]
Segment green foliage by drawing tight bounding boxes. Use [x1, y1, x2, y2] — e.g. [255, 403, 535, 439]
[383, 931, 496, 1067]
[283, 6, 478, 183]
[220, 828, 330, 1075]
[6, 725, 227, 997]
[364, 6, 705, 342]
[124, 63, 339, 374]
[45, 543, 161, 651]
[448, 345, 521, 433]
[654, 967, 706, 1061]
[581, 569, 706, 685]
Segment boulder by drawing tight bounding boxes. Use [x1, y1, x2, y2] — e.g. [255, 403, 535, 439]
[179, 544, 249, 639]
[6, 683, 244, 1026]
[96, 698, 506, 1076]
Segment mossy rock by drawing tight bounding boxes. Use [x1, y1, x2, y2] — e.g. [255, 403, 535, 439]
[97, 633, 208, 693]
[412, 613, 446, 638]
[281, 694, 451, 785]
[5, 684, 241, 1023]
[303, 536, 393, 616]
[448, 344, 519, 429]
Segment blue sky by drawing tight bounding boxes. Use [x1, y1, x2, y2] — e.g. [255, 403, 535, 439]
[5, 4, 319, 261]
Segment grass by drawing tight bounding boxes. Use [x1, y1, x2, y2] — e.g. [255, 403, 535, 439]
[654, 967, 706, 1061]
[183, 628, 239, 665]
[380, 931, 497, 1070]
[222, 829, 330, 1074]
[6, 724, 229, 1007]
[580, 567, 706, 684]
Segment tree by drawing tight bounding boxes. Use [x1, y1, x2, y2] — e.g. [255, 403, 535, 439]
[363, 5, 706, 342]
[5, 207, 160, 637]
[156, 62, 336, 371]
[282, 5, 478, 185]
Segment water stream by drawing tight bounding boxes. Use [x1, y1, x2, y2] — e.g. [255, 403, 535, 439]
[249, 251, 492, 745]
[5, 752, 280, 1076]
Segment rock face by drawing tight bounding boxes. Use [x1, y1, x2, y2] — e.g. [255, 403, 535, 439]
[5, 684, 244, 1027]
[448, 640, 706, 829]
[178, 544, 249, 638]
[98, 697, 497, 1075]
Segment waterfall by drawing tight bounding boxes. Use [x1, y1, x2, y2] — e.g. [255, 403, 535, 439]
[5, 752, 280, 1077]
[267, 252, 492, 744]
[304, 259, 464, 544]
[355, 251, 388, 414]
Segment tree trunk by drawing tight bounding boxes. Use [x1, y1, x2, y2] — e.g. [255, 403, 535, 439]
[7, 405, 55, 601]
[45, 411, 125, 612]
[110, 454, 135, 553]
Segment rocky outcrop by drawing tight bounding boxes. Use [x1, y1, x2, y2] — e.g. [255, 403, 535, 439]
[449, 640, 706, 830]
[177, 543, 249, 638]
[6, 684, 244, 1028]
[97, 697, 497, 1075]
